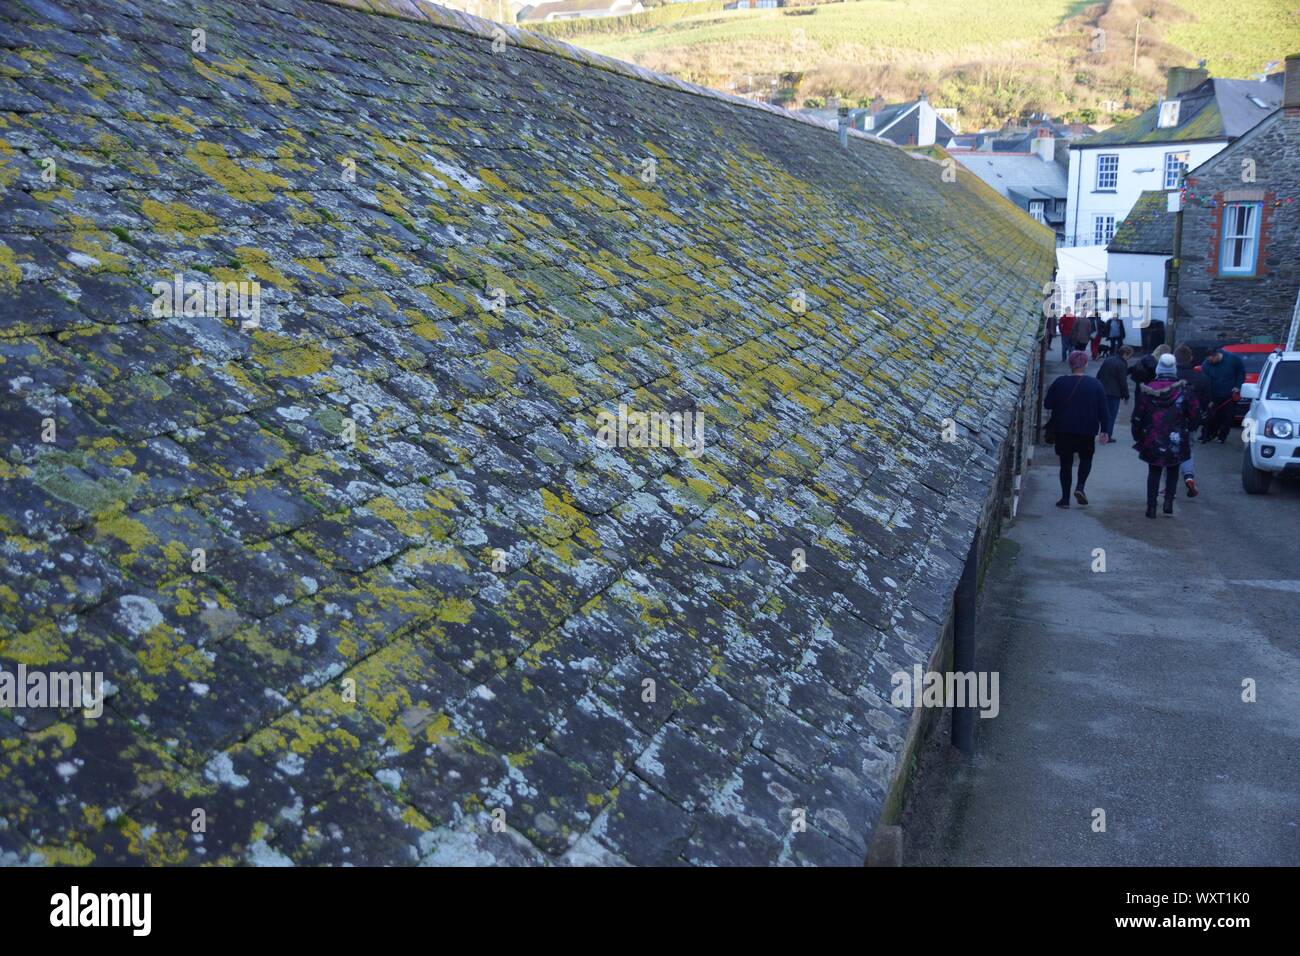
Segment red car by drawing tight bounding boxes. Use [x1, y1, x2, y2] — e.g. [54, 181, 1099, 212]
[1224, 344, 1283, 425]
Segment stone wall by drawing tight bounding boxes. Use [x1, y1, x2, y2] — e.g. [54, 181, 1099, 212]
[1177, 110, 1300, 344]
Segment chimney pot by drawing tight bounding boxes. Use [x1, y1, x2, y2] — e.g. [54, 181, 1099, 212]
[1285, 53, 1300, 111]
[1166, 64, 1210, 99]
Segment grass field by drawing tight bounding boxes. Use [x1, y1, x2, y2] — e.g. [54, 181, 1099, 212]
[528, 0, 1298, 128]
[1164, 0, 1298, 78]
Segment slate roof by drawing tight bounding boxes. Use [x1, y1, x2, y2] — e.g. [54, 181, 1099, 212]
[1077, 75, 1283, 148]
[1107, 190, 1175, 256]
[954, 154, 1067, 204]
[870, 100, 957, 147]
[0, 0, 1053, 866]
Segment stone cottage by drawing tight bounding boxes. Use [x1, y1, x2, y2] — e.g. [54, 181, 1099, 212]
[1176, 54, 1300, 345]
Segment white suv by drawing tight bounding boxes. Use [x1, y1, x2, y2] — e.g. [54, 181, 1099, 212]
[1241, 350, 1300, 494]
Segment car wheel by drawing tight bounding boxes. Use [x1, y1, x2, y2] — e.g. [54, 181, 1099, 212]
[1242, 446, 1272, 495]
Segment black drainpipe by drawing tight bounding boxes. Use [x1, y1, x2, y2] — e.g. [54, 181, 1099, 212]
[951, 526, 981, 754]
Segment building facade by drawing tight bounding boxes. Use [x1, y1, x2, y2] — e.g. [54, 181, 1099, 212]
[1064, 68, 1282, 250]
[1175, 55, 1300, 345]
[954, 131, 1068, 242]
[1106, 189, 1175, 329]
[1057, 66, 1285, 325]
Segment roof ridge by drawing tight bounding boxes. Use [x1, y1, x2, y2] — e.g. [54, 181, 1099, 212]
[317, 0, 895, 146]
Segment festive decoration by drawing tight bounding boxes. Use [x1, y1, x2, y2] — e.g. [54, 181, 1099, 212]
[1179, 186, 1296, 209]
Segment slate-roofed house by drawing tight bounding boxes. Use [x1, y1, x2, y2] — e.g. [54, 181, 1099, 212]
[1057, 65, 1285, 339]
[518, 0, 643, 23]
[1064, 66, 1284, 250]
[0, 0, 1053, 866]
[954, 133, 1069, 242]
[866, 95, 957, 148]
[1106, 189, 1176, 329]
[1174, 54, 1300, 345]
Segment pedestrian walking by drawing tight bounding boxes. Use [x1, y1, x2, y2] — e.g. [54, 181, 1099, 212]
[1199, 347, 1245, 443]
[1104, 313, 1126, 356]
[1089, 311, 1104, 360]
[1070, 312, 1093, 357]
[1132, 354, 1202, 518]
[1058, 311, 1076, 363]
[1044, 350, 1110, 509]
[1096, 344, 1131, 437]
[1174, 344, 1211, 498]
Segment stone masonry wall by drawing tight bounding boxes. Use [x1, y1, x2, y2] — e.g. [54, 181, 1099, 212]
[1177, 110, 1300, 344]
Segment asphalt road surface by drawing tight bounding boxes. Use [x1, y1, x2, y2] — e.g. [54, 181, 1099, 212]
[901, 355, 1300, 866]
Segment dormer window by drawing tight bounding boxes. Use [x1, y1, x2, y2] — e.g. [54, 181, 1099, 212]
[1157, 99, 1181, 128]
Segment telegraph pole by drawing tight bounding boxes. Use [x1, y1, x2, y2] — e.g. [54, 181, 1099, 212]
[1167, 177, 1185, 349]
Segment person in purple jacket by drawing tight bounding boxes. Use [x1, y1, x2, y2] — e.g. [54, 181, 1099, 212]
[1044, 350, 1110, 509]
[1132, 353, 1202, 518]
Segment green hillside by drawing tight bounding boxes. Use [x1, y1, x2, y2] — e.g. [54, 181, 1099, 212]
[527, 0, 1298, 129]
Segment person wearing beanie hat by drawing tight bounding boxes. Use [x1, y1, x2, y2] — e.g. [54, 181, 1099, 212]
[1132, 352, 1202, 518]
[1043, 350, 1110, 509]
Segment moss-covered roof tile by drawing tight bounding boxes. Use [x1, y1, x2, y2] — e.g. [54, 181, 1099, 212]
[0, 0, 1053, 866]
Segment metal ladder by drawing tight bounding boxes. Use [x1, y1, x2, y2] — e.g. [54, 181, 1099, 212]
[1287, 286, 1300, 353]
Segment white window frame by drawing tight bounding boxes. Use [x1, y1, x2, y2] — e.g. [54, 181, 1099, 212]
[1096, 153, 1118, 190]
[1157, 100, 1181, 129]
[1163, 151, 1189, 190]
[1219, 202, 1261, 276]
[1093, 214, 1115, 246]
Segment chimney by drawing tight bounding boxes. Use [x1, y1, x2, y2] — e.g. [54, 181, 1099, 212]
[827, 95, 839, 112]
[1166, 64, 1209, 99]
[1030, 126, 1055, 163]
[1285, 53, 1300, 111]
[870, 93, 884, 114]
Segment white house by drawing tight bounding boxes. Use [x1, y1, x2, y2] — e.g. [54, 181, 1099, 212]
[866, 93, 957, 147]
[797, 93, 960, 147]
[953, 129, 1068, 242]
[1058, 66, 1283, 312]
[517, 0, 643, 23]
[1105, 189, 1176, 331]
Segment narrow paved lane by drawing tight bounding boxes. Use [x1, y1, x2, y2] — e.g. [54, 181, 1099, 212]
[901, 355, 1300, 866]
